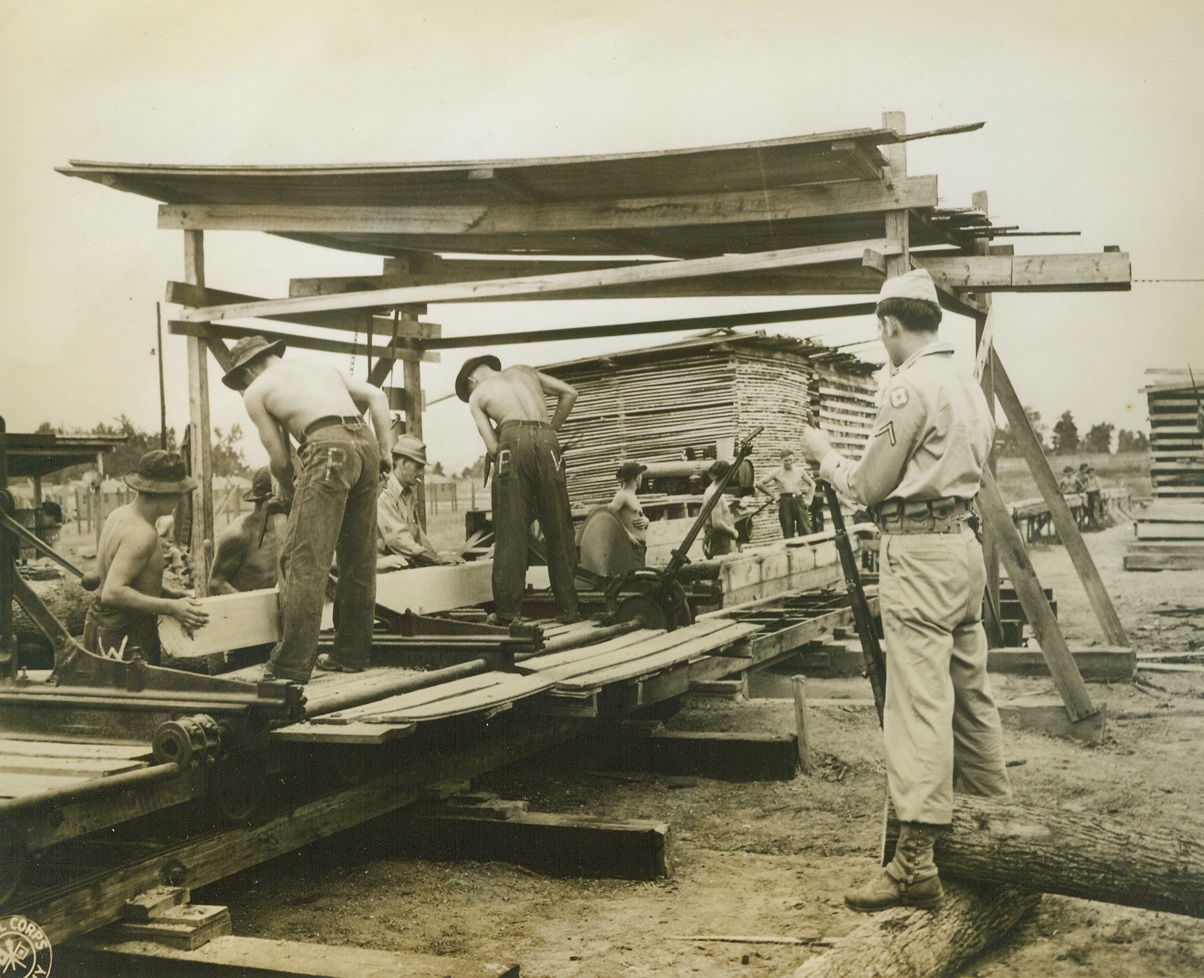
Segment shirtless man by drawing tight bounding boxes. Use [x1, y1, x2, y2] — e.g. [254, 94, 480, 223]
[208, 467, 284, 594]
[607, 461, 649, 566]
[222, 335, 393, 682]
[757, 448, 815, 538]
[83, 450, 208, 664]
[702, 459, 741, 558]
[457, 354, 579, 624]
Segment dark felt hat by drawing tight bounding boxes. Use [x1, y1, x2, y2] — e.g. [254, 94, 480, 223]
[455, 354, 501, 402]
[221, 335, 286, 390]
[124, 451, 197, 495]
[615, 461, 647, 482]
[243, 466, 273, 502]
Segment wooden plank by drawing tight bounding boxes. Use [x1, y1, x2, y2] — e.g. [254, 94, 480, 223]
[373, 561, 550, 617]
[169, 320, 439, 364]
[919, 252, 1132, 291]
[0, 756, 146, 778]
[329, 672, 549, 723]
[986, 647, 1134, 681]
[793, 676, 811, 775]
[523, 620, 730, 677]
[159, 588, 280, 659]
[0, 772, 92, 798]
[174, 239, 901, 322]
[991, 350, 1128, 646]
[978, 470, 1098, 722]
[0, 740, 153, 761]
[67, 928, 519, 978]
[157, 177, 938, 234]
[618, 728, 799, 781]
[185, 230, 214, 596]
[166, 280, 440, 339]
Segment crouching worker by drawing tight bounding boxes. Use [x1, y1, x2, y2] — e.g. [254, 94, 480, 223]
[208, 467, 284, 593]
[377, 434, 464, 568]
[799, 268, 1011, 913]
[84, 451, 209, 663]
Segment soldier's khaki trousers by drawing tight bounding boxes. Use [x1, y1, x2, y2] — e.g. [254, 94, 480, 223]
[878, 528, 1012, 824]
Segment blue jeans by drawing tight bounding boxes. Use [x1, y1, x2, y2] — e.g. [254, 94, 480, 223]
[269, 423, 379, 682]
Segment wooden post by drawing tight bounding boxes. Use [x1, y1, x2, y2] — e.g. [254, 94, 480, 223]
[990, 350, 1128, 647]
[792, 676, 811, 774]
[185, 230, 214, 596]
[977, 470, 1097, 722]
[403, 355, 426, 529]
[972, 191, 1003, 648]
[881, 111, 909, 278]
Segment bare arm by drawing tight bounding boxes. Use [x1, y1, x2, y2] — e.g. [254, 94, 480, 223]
[756, 470, 781, 497]
[470, 397, 499, 456]
[538, 371, 577, 431]
[208, 530, 248, 595]
[102, 532, 209, 628]
[345, 374, 394, 458]
[245, 389, 295, 495]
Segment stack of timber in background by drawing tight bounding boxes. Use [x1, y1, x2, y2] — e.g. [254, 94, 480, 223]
[1126, 369, 1204, 570]
[546, 332, 878, 547]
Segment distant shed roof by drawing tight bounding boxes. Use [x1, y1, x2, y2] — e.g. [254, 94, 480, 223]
[57, 124, 992, 260]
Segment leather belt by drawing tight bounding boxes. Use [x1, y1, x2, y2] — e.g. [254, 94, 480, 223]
[300, 415, 363, 443]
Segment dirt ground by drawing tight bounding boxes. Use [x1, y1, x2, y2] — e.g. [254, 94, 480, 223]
[191, 519, 1204, 978]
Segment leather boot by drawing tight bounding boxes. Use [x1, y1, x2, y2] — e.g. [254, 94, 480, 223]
[843, 822, 946, 913]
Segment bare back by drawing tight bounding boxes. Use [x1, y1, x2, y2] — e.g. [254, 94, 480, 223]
[472, 366, 553, 425]
[248, 360, 362, 439]
[97, 504, 164, 598]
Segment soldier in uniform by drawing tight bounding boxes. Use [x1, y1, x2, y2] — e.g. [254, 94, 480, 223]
[799, 268, 1012, 913]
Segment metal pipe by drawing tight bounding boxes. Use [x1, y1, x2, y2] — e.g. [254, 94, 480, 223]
[0, 761, 182, 820]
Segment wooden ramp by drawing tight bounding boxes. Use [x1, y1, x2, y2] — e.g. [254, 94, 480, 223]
[290, 618, 761, 735]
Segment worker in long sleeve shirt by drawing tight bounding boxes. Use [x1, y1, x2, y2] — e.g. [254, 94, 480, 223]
[377, 435, 463, 567]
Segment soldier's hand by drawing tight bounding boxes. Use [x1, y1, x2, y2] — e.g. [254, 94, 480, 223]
[798, 425, 832, 464]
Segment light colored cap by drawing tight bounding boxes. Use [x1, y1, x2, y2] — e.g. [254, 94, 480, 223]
[391, 434, 428, 465]
[878, 268, 939, 305]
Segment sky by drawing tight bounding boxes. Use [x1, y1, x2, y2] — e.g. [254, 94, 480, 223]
[2, 0, 1202, 474]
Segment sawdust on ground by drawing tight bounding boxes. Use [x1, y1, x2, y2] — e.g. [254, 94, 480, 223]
[198, 520, 1204, 978]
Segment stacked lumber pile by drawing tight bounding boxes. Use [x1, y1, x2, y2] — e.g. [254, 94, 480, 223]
[1127, 369, 1204, 569]
[547, 333, 878, 547]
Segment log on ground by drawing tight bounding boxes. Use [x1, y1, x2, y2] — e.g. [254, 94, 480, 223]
[790, 883, 1039, 978]
[890, 794, 1204, 919]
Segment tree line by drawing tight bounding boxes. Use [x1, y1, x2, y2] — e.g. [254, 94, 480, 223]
[994, 408, 1147, 457]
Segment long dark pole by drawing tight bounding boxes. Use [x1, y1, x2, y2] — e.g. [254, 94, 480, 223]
[156, 302, 168, 449]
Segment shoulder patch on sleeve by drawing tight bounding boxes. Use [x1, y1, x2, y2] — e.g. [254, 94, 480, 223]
[889, 386, 909, 408]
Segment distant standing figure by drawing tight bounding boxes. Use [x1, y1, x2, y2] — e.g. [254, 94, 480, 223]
[458, 354, 580, 625]
[208, 467, 283, 594]
[222, 335, 393, 682]
[83, 451, 209, 664]
[1058, 465, 1080, 494]
[377, 434, 464, 567]
[607, 461, 650, 567]
[757, 448, 816, 538]
[1080, 464, 1102, 528]
[702, 459, 740, 558]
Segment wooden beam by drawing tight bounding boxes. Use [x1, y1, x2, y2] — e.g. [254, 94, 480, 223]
[166, 281, 439, 339]
[184, 230, 214, 597]
[617, 726, 799, 781]
[157, 177, 938, 235]
[881, 111, 910, 281]
[425, 301, 877, 350]
[168, 320, 439, 364]
[990, 350, 1129, 647]
[918, 252, 1131, 292]
[977, 470, 1098, 722]
[176, 239, 902, 322]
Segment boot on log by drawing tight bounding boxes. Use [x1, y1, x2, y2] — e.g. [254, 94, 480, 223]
[885, 794, 1204, 919]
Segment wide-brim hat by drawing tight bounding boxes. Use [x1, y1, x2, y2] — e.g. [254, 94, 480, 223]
[221, 335, 286, 389]
[124, 450, 197, 495]
[455, 354, 501, 402]
[243, 466, 273, 502]
[391, 434, 428, 465]
[615, 461, 647, 482]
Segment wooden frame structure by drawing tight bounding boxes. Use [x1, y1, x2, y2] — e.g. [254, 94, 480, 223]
[58, 111, 1131, 724]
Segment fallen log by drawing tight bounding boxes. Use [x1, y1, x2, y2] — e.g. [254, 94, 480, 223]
[790, 883, 1039, 978]
[885, 794, 1204, 919]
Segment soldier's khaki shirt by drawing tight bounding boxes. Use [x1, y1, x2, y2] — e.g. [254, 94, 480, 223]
[819, 341, 993, 508]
